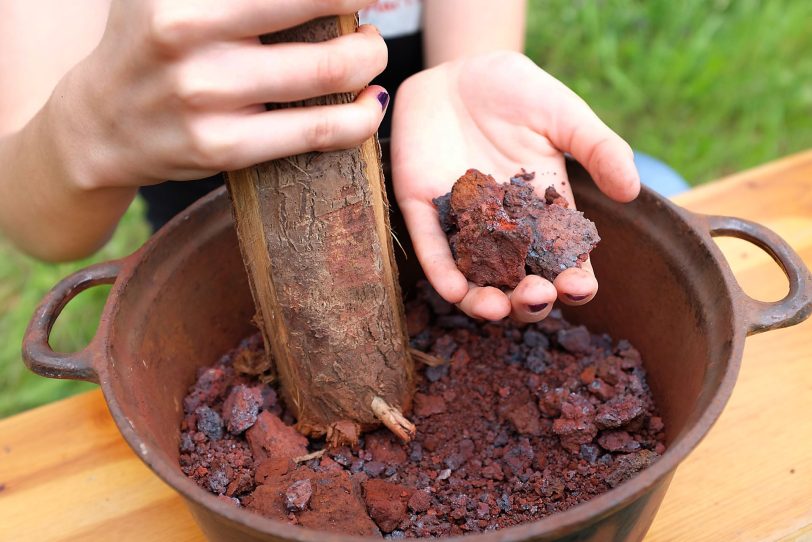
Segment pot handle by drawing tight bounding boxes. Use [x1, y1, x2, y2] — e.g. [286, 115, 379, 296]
[702, 214, 812, 336]
[22, 260, 122, 383]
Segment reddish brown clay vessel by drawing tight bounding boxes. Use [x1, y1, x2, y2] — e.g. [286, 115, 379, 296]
[23, 159, 812, 542]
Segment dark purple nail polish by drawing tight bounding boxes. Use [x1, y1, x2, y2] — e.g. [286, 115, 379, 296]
[528, 303, 548, 313]
[376, 91, 390, 111]
[566, 294, 589, 301]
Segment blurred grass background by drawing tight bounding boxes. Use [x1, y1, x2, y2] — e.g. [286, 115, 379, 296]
[2, 0, 811, 418]
[527, 0, 812, 183]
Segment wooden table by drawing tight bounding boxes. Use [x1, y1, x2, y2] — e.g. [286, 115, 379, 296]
[2, 152, 811, 542]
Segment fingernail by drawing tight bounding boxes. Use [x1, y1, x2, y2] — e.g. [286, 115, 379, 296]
[566, 294, 589, 301]
[528, 303, 548, 313]
[376, 90, 390, 111]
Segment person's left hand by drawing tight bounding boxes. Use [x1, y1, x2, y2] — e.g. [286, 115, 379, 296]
[391, 51, 640, 323]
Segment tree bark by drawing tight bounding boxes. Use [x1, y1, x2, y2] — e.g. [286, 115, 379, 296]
[225, 15, 414, 445]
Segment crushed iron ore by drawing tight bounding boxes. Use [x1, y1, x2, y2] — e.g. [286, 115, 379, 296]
[180, 283, 665, 537]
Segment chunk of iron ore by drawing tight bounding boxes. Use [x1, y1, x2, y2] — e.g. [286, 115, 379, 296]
[579, 443, 601, 464]
[207, 462, 230, 494]
[408, 489, 432, 513]
[523, 328, 549, 349]
[552, 417, 598, 453]
[523, 201, 600, 282]
[413, 393, 447, 417]
[605, 450, 659, 488]
[245, 467, 379, 536]
[424, 363, 449, 383]
[434, 169, 599, 288]
[597, 430, 641, 453]
[440, 169, 530, 288]
[285, 479, 313, 512]
[595, 396, 645, 430]
[195, 406, 223, 441]
[363, 480, 413, 533]
[431, 334, 458, 360]
[365, 431, 407, 465]
[433, 193, 454, 234]
[184, 366, 230, 413]
[556, 326, 593, 354]
[452, 217, 531, 288]
[405, 300, 430, 337]
[245, 411, 308, 462]
[222, 385, 263, 435]
[505, 177, 598, 283]
[506, 402, 542, 436]
[525, 348, 550, 374]
[363, 461, 387, 477]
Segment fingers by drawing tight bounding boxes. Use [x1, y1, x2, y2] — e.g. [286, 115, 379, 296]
[456, 285, 512, 321]
[553, 261, 598, 306]
[508, 275, 558, 323]
[178, 25, 387, 108]
[150, 0, 377, 44]
[546, 92, 640, 202]
[398, 195, 512, 321]
[191, 85, 388, 170]
[448, 264, 597, 323]
[398, 199, 469, 304]
[453, 266, 592, 323]
[220, 0, 376, 38]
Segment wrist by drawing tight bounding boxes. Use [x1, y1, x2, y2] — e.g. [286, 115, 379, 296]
[42, 64, 129, 194]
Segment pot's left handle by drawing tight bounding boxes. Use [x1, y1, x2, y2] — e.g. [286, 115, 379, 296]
[699, 214, 812, 336]
[22, 260, 122, 383]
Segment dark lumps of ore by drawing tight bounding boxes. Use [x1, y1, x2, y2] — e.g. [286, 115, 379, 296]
[434, 169, 600, 287]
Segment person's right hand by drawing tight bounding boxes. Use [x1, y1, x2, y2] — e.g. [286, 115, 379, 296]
[54, 0, 389, 191]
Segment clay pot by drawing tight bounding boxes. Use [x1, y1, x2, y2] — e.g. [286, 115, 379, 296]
[23, 160, 811, 542]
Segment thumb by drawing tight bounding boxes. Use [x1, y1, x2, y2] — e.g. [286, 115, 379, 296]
[537, 78, 641, 202]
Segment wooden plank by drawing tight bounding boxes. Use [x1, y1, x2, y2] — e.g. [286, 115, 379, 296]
[0, 392, 204, 541]
[0, 150, 810, 541]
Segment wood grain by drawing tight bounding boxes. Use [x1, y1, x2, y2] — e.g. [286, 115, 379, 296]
[1, 150, 811, 541]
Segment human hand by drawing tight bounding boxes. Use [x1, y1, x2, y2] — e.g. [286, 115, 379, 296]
[391, 51, 640, 323]
[53, 0, 389, 190]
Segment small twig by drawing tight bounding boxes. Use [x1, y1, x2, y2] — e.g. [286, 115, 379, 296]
[390, 228, 408, 259]
[408, 347, 445, 367]
[293, 449, 326, 464]
[371, 396, 416, 442]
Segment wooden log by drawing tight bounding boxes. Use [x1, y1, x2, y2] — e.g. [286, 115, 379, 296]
[225, 15, 414, 444]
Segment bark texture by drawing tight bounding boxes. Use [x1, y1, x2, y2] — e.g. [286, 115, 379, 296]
[226, 16, 413, 443]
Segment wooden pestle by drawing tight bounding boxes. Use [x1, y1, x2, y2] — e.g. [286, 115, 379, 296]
[225, 15, 415, 446]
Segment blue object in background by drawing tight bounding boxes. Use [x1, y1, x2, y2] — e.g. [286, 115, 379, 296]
[633, 151, 690, 197]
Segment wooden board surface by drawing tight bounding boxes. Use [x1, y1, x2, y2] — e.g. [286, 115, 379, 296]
[1, 151, 812, 541]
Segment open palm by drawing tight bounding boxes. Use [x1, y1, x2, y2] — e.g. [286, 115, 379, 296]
[391, 52, 640, 322]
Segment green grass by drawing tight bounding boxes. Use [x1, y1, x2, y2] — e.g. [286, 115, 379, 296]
[526, 0, 812, 184]
[2, 0, 811, 418]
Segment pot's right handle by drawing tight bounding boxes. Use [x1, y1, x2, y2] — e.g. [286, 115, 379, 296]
[22, 260, 122, 383]
[700, 214, 812, 335]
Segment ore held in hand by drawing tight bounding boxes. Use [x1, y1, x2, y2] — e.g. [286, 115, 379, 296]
[433, 169, 600, 288]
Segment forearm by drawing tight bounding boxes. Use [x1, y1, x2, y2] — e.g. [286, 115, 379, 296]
[422, 0, 526, 67]
[0, 98, 135, 262]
